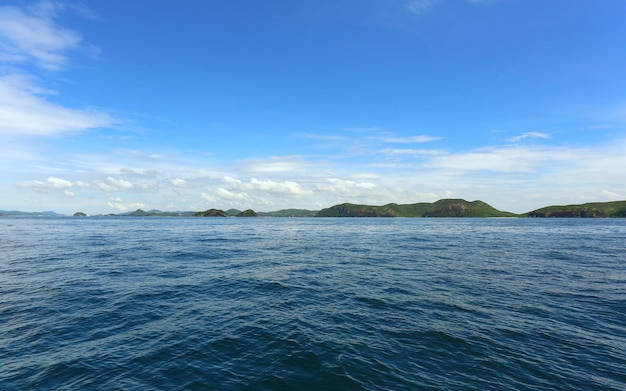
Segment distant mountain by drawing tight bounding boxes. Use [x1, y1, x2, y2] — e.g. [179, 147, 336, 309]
[4, 200, 625, 219]
[226, 209, 242, 216]
[236, 209, 259, 217]
[42, 211, 64, 216]
[525, 201, 626, 218]
[0, 210, 29, 216]
[127, 209, 152, 216]
[259, 209, 318, 217]
[0, 210, 64, 217]
[193, 209, 228, 217]
[316, 199, 518, 217]
[116, 209, 196, 217]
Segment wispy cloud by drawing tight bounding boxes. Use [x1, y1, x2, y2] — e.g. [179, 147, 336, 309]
[301, 130, 441, 159]
[216, 188, 249, 200]
[300, 133, 348, 141]
[379, 135, 442, 143]
[600, 190, 622, 199]
[587, 124, 613, 131]
[506, 132, 550, 143]
[379, 148, 445, 156]
[46, 176, 73, 188]
[17, 175, 75, 194]
[239, 155, 312, 174]
[17, 180, 48, 193]
[428, 145, 573, 172]
[106, 177, 134, 190]
[0, 74, 113, 136]
[317, 178, 376, 194]
[0, 1, 84, 70]
[171, 178, 188, 187]
[199, 179, 311, 209]
[221, 176, 310, 196]
[94, 177, 135, 192]
[406, 0, 438, 15]
[405, 0, 505, 15]
[107, 197, 145, 212]
[0, 2, 113, 138]
[12, 138, 626, 214]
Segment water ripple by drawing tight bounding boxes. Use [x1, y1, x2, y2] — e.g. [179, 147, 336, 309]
[1, 217, 625, 390]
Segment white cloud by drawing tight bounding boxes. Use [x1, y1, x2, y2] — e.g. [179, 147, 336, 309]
[317, 178, 376, 195]
[0, 3, 113, 138]
[171, 178, 187, 187]
[223, 176, 242, 186]
[107, 199, 145, 212]
[17, 180, 48, 193]
[96, 177, 135, 192]
[507, 132, 550, 142]
[63, 190, 75, 197]
[428, 145, 575, 173]
[201, 192, 217, 202]
[240, 156, 310, 173]
[600, 190, 621, 198]
[107, 177, 133, 189]
[379, 148, 445, 156]
[216, 188, 248, 200]
[96, 181, 117, 192]
[46, 176, 73, 188]
[18, 176, 76, 193]
[8, 134, 626, 215]
[221, 176, 309, 196]
[0, 74, 113, 136]
[249, 178, 306, 195]
[136, 182, 156, 191]
[415, 190, 454, 201]
[0, 2, 84, 70]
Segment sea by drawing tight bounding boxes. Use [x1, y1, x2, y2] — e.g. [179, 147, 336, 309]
[1, 217, 625, 390]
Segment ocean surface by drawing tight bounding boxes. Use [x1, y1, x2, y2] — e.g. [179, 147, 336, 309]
[1, 217, 625, 390]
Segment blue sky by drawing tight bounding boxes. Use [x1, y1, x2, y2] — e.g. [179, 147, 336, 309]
[1, 0, 625, 214]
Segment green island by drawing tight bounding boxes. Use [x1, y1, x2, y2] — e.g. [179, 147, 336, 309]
[524, 200, 626, 218]
[3, 199, 626, 218]
[315, 199, 518, 217]
[194, 209, 229, 217]
[85, 198, 626, 218]
[124, 199, 626, 218]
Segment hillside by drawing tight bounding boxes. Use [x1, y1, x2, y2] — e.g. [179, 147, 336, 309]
[0, 210, 64, 217]
[525, 201, 626, 218]
[316, 199, 517, 217]
[259, 209, 318, 217]
[236, 209, 260, 217]
[193, 209, 229, 217]
[117, 209, 196, 217]
[4, 200, 626, 218]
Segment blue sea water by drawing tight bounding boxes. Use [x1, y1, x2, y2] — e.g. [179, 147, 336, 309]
[1, 217, 625, 390]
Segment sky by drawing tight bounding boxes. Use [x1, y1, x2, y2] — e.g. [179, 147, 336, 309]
[1, 0, 625, 215]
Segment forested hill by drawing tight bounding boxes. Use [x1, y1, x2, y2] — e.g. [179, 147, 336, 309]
[525, 201, 626, 218]
[315, 199, 518, 217]
[5, 200, 626, 218]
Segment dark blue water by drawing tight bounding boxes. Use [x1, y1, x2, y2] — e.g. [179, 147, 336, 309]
[1, 217, 625, 390]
